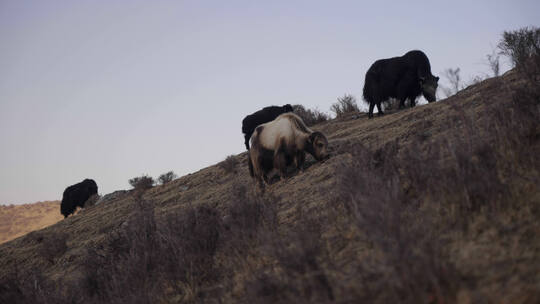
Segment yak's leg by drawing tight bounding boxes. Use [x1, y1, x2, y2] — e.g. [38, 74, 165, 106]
[376, 102, 384, 116]
[258, 177, 265, 191]
[368, 103, 375, 119]
[274, 153, 287, 180]
[399, 97, 407, 109]
[409, 96, 417, 108]
[274, 139, 288, 180]
[295, 151, 306, 172]
[274, 152, 287, 180]
[396, 73, 418, 109]
[250, 150, 266, 190]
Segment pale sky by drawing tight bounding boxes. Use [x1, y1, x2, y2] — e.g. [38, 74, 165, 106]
[1, 0, 538, 204]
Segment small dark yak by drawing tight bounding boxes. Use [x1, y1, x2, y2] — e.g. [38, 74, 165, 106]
[363, 50, 439, 118]
[60, 179, 98, 218]
[241, 104, 294, 150]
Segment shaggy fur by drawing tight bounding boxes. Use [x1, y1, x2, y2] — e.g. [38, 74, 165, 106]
[241, 104, 294, 150]
[363, 50, 439, 118]
[249, 113, 328, 188]
[60, 179, 98, 218]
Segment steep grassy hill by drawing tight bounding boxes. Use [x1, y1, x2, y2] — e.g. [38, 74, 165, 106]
[0, 201, 62, 244]
[1, 69, 539, 303]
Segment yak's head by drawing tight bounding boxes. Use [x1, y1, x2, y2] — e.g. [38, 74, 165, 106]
[420, 75, 439, 102]
[307, 131, 329, 161]
[83, 179, 98, 195]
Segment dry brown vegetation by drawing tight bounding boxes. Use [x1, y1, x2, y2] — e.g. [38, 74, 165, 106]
[0, 67, 539, 303]
[330, 94, 360, 117]
[292, 104, 330, 126]
[0, 201, 63, 244]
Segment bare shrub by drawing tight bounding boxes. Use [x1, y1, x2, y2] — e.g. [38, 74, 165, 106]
[218, 155, 238, 174]
[80, 200, 223, 303]
[224, 183, 278, 240]
[335, 143, 459, 303]
[0, 269, 80, 304]
[440, 67, 462, 97]
[128, 174, 154, 190]
[241, 214, 335, 304]
[38, 232, 68, 264]
[498, 27, 540, 106]
[157, 171, 177, 185]
[498, 26, 540, 69]
[330, 94, 359, 117]
[292, 104, 329, 126]
[486, 48, 501, 77]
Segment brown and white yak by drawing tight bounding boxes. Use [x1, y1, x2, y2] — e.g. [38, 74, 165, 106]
[248, 113, 328, 188]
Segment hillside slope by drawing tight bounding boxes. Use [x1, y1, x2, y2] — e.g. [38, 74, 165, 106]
[0, 70, 539, 303]
[0, 201, 62, 244]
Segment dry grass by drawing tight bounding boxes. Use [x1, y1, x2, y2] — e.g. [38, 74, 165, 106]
[218, 155, 239, 174]
[330, 94, 360, 117]
[0, 201, 63, 244]
[0, 68, 539, 303]
[292, 104, 330, 126]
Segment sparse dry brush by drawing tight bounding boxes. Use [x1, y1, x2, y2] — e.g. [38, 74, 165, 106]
[330, 94, 360, 117]
[157, 171, 177, 185]
[292, 104, 329, 126]
[128, 174, 154, 190]
[80, 200, 223, 303]
[330, 68, 540, 302]
[218, 155, 238, 174]
[335, 142, 459, 303]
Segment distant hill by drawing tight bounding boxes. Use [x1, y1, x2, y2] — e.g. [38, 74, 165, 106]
[0, 69, 538, 303]
[0, 201, 62, 244]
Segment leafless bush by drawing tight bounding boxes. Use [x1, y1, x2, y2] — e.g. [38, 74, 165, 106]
[224, 183, 278, 240]
[128, 174, 154, 190]
[242, 214, 334, 304]
[157, 171, 177, 185]
[498, 26, 540, 70]
[330, 94, 360, 117]
[335, 143, 459, 303]
[80, 200, 223, 303]
[498, 27, 540, 106]
[486, 48, 501, 77]
[292, 104, 329, 126]
[218, 155, 238, 174]
[0, 270, 79, 304]
[440, 67, 462, 97]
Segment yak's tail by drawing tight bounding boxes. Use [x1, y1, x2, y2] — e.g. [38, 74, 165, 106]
[363, 70, 378, 105]
[362, 83, 371, 104]
[247, 153, 254, 177]
[244, 134, 250, 150]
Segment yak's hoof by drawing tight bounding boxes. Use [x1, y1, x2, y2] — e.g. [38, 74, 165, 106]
[377, 112, 384, 116]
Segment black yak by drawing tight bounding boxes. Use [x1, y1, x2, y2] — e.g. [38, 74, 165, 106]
[60, 179, 98, 218]
[241, 104, 294, 150]
[248, 113, 328, 189]
[363, 50, 439, 118]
